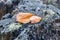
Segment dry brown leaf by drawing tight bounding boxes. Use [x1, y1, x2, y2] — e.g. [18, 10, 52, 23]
[16, 12, 34, 23]
[16, 12, 41, 24]
[30, 16, 42, 23]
